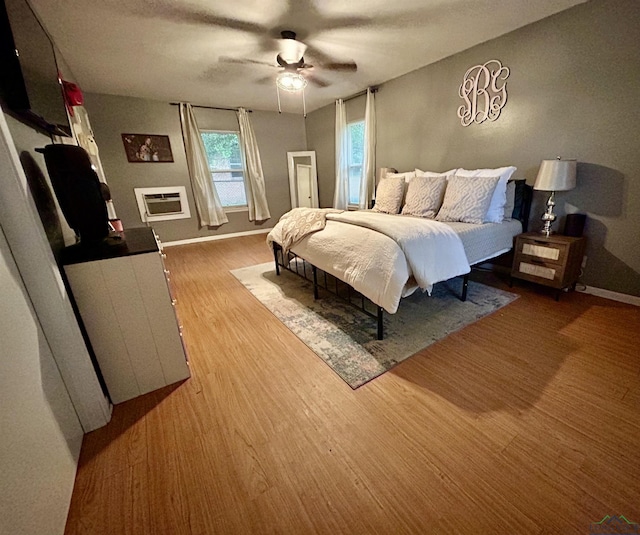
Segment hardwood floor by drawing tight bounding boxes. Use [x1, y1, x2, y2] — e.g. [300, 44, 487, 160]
[64, 234, 640, 534]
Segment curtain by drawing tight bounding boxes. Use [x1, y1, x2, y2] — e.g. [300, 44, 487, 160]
[333, 98, 349, 209]
[179, 103, 228, 227]
[68, 105, 118, 220]
[359, 88, 376, 209]
[236, 108, 271, 221]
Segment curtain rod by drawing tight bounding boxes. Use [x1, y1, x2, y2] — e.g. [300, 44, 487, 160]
[342, 86, 379, 103]
[169, 102, 252, 113]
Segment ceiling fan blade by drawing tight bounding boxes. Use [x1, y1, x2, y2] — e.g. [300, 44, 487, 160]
[219, 56, 277, 68]
[133, 4, 268, 34]
[303, 43, 357, 72]
[255, 75, 275, 85]
[305, 73, 330, 88]
[319, 62, 358, 72]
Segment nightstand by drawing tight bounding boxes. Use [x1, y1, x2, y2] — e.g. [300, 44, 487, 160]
[511, 232, 586, 300]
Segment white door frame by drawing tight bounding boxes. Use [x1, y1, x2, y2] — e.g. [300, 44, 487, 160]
[287, 151, 318, 208]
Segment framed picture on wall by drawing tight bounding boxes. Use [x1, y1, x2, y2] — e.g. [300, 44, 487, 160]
[121, 133, 174, 163]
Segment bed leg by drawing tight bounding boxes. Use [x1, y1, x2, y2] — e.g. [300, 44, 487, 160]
[312, 265, 319, 300]
[461, 273, 469, 301]
[273, 244, 281, 276]
[377, 307, 384, 340]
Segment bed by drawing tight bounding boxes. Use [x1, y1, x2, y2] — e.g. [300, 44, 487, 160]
[267, 167, 532, 339]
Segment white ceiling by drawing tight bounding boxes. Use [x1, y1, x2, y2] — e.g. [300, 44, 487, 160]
[29, 0, 587, 114]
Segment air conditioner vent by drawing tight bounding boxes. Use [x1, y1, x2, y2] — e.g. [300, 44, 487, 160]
[134, 187, 191, 222]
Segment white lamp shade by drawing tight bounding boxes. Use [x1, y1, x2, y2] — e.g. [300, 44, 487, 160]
[534, 158, 577, 191]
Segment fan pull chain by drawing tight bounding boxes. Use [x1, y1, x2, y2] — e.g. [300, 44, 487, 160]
[276, 85, 282, 114]
[302, 87, 306, 118]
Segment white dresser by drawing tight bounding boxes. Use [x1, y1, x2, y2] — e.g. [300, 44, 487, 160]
[62, 228, 190, 404]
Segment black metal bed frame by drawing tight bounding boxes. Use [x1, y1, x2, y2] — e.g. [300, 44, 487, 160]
[273, 242, 469, 340]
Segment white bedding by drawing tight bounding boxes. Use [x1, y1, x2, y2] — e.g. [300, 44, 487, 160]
[326, 211, 470, 292]
[267, 210, 521, 314]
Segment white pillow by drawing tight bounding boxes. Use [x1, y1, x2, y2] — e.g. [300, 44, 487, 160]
[401, 175, 447, 218]
[372, 177, 405, 214]
[415, 168, 458, 179]
[455, 166, 517, 223]
[385, 170, 415, 182]
[435, 175, 500, 224]
[503, 181, 516, 220]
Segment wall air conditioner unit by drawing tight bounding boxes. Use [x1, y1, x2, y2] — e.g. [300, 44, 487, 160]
[134, 186, 191, 223]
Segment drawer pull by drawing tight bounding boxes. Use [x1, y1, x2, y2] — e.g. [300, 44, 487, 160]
[172, 299, 177, 306]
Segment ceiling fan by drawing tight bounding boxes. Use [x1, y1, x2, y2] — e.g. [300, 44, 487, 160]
[220, 30, 357, 91]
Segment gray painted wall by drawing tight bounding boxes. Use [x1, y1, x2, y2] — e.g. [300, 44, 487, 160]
[306, 0, 640, 296]
[85, 93, 307, 243]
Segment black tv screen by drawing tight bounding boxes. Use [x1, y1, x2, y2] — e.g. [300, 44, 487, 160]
[0, 0, 71, 136]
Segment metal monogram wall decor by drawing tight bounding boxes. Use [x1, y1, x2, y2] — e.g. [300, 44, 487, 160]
[457, 59, 510, 127]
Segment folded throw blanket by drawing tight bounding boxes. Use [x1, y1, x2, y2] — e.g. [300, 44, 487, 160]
[268, 208, 343, 254]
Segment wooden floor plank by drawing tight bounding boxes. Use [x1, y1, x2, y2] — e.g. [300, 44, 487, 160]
[65, 234, 640, 534]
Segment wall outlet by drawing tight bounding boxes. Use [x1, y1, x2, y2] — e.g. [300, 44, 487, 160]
[581, 255, 588, 269]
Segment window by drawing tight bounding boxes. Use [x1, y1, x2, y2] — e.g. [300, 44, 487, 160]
[200, 130, 247, 209]
[347, 120, 365, 206]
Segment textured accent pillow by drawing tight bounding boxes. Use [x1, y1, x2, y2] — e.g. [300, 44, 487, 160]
[455, 166, 517, 223]
[372, 177, 406, 214]
[401, 175, 447, 218]
[435, 175, 501, 224]
[503, 181, 516, 220]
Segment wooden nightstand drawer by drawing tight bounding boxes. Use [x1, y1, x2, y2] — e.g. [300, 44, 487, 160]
[518, 240, 568, 265]
[513, 255, 564, 287]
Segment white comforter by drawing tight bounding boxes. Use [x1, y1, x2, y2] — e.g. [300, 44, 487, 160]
[268, 210, 470, 314]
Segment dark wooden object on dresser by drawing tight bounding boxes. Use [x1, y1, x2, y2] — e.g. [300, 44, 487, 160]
[511, 232, 586, 300]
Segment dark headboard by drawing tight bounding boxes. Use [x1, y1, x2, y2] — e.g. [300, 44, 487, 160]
[511, 179, 533, 231]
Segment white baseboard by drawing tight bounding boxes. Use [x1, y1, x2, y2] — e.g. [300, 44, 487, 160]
[577, 285, 640, 306]
[162, 228, 273, 247]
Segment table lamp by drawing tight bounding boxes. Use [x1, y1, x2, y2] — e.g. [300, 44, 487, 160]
[533, 157, 577, 236]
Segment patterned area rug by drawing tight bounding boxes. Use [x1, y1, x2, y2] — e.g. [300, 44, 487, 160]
[231, 262, 518, 389]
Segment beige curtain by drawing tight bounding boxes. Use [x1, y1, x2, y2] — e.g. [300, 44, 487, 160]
[179, 103, 228, 227]
[333, 99, 349, 209]
[236, 108, 271, 221]
[359, 88, 376, 209]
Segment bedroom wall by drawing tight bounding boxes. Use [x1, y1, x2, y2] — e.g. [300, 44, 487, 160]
[305, 0, 640, 297]
[84, 93, 307, 243]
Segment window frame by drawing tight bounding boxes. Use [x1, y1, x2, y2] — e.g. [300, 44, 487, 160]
[346, 119, 365, 208]
[200, 129, 248, 213]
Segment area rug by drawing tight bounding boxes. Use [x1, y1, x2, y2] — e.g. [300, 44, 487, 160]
[231, 262, 518, 389]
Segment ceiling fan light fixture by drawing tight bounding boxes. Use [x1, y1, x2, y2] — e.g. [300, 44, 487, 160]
[276, 72, 307, 92]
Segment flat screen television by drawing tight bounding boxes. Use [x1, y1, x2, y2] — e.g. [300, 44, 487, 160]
[0, 0, 71, 137]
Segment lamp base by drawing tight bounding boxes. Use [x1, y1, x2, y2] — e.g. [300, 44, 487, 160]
[539, 226, 556, 237]
[539, 191, 557, 238]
